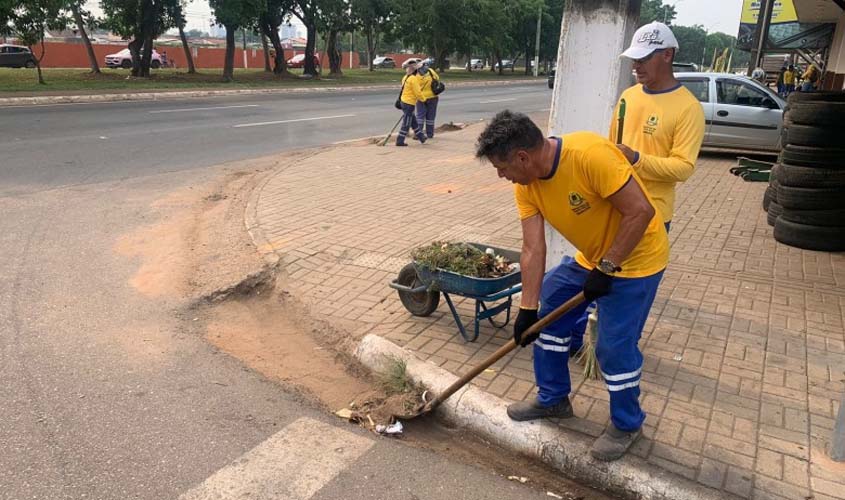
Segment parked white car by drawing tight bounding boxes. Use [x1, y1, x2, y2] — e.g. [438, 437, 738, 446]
[466, 58, 484, 70]
[677, 72, 785, 152]
[105, 48, 163, 69]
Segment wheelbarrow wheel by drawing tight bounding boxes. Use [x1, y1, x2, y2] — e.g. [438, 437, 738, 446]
[397, 263, 440, 317]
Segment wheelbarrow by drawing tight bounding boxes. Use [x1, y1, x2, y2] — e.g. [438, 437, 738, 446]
[389, 243, 522, 342]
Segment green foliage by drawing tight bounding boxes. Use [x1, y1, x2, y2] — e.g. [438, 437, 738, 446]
[639, 0, 676, 25]
[2, 0, 67, 47]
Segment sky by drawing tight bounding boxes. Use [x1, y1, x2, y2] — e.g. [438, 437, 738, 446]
[85, 0, 745, 38]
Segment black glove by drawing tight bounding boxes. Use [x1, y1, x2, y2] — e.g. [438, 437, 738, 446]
[583, 268, 613, 302]
[513, 307, 540, 347]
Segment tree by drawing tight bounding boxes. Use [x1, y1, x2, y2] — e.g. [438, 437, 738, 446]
[257, 0, 293, 76]
[68, 0, 99, 73]
[351, 0, 391, 71]
[639, 0, 676, 25]
[2, 0, 68, 84]
[292, 0, 318, 76]
[317, 0, 351, 76]
[388, 0, 473, 71]
[184, 28, 208, 37]
[209, 0, 265, 81]
[174, 2, 195, 73]
[100, 0, 179, 77]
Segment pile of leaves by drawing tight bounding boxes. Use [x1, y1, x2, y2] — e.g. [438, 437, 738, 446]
[411, 242, 515, 278]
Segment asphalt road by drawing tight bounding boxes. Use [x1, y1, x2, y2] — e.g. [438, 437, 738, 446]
[0, 83, 551, 197]
[0, 84, 612, 499]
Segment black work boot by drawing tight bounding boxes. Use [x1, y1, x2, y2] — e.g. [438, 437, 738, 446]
[506, 397, 574, 422]
[590, 425, 642, 461]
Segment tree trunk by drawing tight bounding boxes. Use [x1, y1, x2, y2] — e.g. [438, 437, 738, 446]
[140, 32, 154, 77]
[263, 23, 292, 77]
[303, 22, 317, 76]
[179, 25, 196, 74]
[129, 37, 142, 77]
[366, 28, 375, 71]
[30, 42, 45, 84]
[496, 50, 503, 75]
[223, 24, 236, 81]
[261, 34, 272, 72]
[72, 5, 100, 74]
[327, 29, 342, 76]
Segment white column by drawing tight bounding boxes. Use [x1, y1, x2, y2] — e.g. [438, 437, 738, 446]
[545, 0, 641, 270]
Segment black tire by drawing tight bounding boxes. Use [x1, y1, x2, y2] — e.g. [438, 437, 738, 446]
[785, 102, 845, 127]
[781, 145, 845, 169]
[396, 263, 439, 317]
[777, 163, 845, 188]
[770, 162, 782, 182]
[781, 207, 845, 227]
[786, 124, 845, 148]
[121, 59, 132, 69]
[24, 60, 36, 69]
[774, 218, 845, 251]
[777, 185, 845, 210]
[763, 186, 773, 211]
[151, 60, 161, 69]
[787, 91, 845, 105]
[767, 201, 782, 226]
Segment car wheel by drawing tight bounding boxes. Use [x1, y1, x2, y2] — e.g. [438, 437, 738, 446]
[774, 218, 845, 251]
[777, 162, 845, 187]
[25, 60, 36, 69]
[786, 124, 843, 148]
[785, 102, 845, 127]
[781, 207, 845, 227]
[777, 185, 845, 210]
[781, 145, 845, 169]
[121, 59, 132, 69]
[767, 201, 782, 226]
[151, 60, 161, 69]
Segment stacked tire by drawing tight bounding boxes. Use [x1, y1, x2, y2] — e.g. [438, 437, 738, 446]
[767, 91, 845, 252]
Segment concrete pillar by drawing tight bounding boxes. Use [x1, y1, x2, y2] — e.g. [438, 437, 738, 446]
[545, 0, 641, 270]
[824, 12, 845, 90]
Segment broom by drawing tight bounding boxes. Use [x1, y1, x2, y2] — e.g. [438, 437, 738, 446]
[576, 99, 627, 380]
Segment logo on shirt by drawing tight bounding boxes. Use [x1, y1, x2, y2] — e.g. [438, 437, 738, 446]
[643, 114, 659, 135]
[569, 192, 591, 215]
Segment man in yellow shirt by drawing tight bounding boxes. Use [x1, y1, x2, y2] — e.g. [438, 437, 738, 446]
[414, 62, 441, 139]
[566, 22, 704, 356]
[475, 110, 669, 461]
[396, 58, 427, 146]
[783, 64, 796, 94]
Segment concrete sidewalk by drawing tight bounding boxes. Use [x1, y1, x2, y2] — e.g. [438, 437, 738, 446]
[245, 122, 845, 499]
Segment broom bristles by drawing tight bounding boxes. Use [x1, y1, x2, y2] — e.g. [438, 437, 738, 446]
[576, 309, 601, 380]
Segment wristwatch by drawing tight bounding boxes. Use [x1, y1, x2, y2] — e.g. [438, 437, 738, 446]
[597, 258, 622, 275]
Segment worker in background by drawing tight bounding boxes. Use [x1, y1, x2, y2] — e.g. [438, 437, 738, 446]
[751, 66, 766, 85]
[477, 110, 669, 462]
[784, 65, 796, 95]
[396, 58, 427, 146]
[415, 62, 441, 139]
[801, 64, 819, 92]
[566, 21, 705, 356]
[777, 66, 786, 96]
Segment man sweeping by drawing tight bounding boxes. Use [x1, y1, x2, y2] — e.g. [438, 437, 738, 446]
[568, 21, 705, 356]
[476, 110, 669, 461]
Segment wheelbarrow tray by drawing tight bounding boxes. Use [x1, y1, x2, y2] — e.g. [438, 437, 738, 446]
[413, 243, 521, 297]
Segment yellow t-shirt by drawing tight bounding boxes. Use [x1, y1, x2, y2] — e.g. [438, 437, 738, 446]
[400, 74, 425, 105]
[610, 83, 705, 222]
[416, 68, 440, 100]
[514, 132, 669, 278]
[783, 70, 796, 85]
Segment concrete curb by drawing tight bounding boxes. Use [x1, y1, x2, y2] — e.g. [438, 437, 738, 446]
[0, 78, 545, 106]
[354, 334, 739, 500]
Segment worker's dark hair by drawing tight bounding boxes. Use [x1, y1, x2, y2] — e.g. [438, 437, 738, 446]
[475, 110, 544, 160]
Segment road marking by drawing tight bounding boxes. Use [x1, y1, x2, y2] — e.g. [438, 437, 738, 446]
[478, 98, 517, 104]
[179, 417, 373, 500]
[149, 104, 259, 114]
[233, 114, 356, 128]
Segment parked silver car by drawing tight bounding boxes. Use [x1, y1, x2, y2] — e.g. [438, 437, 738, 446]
[676, 72, 785, 152]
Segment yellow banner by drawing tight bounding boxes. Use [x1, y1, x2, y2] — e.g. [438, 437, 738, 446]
[740, 0, 798, 24]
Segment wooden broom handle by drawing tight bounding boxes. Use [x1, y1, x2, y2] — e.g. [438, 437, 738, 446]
[428, 292, 586, 410]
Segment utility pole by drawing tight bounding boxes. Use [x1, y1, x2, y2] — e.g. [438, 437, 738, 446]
[533, 3, 542, 77]
[748, 0, 775, 76]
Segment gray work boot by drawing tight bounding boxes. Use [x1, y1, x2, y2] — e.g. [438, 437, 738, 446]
[506, 397, 574, 422]
[590, 425, 642, 461]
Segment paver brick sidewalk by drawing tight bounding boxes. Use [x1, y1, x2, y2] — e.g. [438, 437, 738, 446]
[246, 124, 845, 500]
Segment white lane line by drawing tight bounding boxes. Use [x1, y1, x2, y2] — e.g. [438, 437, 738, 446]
[233, 114, 355, 128]
[478, 98, 517, 104]
[179, 417, 373, 500]
[149, 104, 259, 114]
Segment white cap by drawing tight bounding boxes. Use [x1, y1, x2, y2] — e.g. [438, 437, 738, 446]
[621, 22, 679, 60]
[401, 58, 420, 69]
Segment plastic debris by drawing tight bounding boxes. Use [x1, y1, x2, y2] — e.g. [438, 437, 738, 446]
[673, 354, 683, 361]
[483, 368, 496, 374]
[507, 476, 529, 483]
[335, 408, 354, 419]
[546, 492, 563, 499]
[375, 421, 404, 435]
